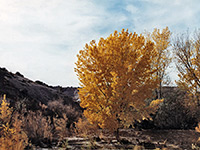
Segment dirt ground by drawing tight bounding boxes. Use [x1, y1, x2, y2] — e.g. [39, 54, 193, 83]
[119, 129, 200, 149]
[65, 129, 200, 149]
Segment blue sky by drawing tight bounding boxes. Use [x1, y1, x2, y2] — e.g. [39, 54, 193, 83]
[0, 0, 200, 86]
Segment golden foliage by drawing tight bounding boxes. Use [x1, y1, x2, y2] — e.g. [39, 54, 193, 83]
[150, 27, 171, 72]
[75, 29, 161, 133]
[150, 99, 164, 107]
[148, 27, 171, 98]
[0, 95, 28, 150]
[195, 123, 200, 142]
[195, 122, 200, 133]
[0, 95, 12, 123]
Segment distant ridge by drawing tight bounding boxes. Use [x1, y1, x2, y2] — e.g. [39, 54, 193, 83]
[0, 67, 80, 110]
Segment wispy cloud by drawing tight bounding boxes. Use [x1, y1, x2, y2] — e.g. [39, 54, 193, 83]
[0, 0, 199, 86]
[0, 0, 105, 86]
[130, 0, 200, 32]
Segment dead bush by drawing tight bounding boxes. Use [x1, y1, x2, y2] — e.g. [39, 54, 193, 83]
[22, 110, 53, 145]
[53, 113, 69, 141]
[75, 117, 99, 137]
[48, 99, 80, 127]
[154, 88, 197, 129]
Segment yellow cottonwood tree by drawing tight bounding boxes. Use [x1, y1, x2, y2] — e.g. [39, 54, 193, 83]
[174, 31, 200, 104]
[147, 27, 171, 99]
[75, 29, 161, 139]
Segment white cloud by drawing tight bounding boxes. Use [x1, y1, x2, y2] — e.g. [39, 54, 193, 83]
[0, 0, 200, 86]
[128, 0, 200, 34]
[0, 0, 106, 86]
[126, 5, 138, 14]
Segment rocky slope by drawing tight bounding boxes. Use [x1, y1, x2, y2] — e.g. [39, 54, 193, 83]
[0, 67, 80, 110]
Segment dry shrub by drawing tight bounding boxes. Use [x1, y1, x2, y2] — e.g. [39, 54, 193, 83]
[0, 97, 81, 148]
[39, 102, 48, 110]
[194, 123, 200, 148]
[75, 117, 99, 137]
[154, 88, 197, 129]
[48, 99, 64, 116]
[183, 96, 200, 122]
[48, 99, 80, 126]
[53, 114, 69, 141]
[0, 95, 28, 150]
[22, 110, 53, 144]
[21, 102, 74, 146]
[0, 115, 28, 150]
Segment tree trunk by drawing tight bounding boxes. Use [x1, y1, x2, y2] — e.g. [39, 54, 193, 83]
[114, 128, 120, 142]
[156, 81, 162, 99]
[159, 81, 162, 99]
[195, 86, 200, 106]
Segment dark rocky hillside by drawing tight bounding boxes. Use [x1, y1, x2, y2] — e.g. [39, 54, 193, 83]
[0, 67, 80, 110]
